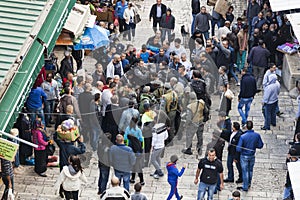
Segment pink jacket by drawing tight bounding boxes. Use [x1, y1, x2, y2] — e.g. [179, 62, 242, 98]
[32, 129, 48, 151]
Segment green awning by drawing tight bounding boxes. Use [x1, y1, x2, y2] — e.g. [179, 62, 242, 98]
[0, 0, 76, 132]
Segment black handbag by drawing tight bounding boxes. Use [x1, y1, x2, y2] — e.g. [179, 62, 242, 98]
[46, 144, 55, 156]
[133, 9, 141, 24]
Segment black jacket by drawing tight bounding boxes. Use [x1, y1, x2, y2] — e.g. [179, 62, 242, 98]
[160, 14, 175, 29]
[191, 0, 200, 14]
[228, 130, 243, 159]
[60, 57, 74, 79]
[149, 3, 167, 20]
[238, 73, 257, 100]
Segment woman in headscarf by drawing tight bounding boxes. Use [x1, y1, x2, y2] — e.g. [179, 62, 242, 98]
[32, 119, 49, 177]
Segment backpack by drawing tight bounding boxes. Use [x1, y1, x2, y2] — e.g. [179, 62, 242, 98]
[127, 134, 143, 153]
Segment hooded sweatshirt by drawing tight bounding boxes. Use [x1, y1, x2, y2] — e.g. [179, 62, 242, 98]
[263, 74, 280, 104]
[54, 165, 87, 192]
[166, 162, 185, 182]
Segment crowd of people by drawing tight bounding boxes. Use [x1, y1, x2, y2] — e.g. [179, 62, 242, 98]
[3, 0, 300, 199]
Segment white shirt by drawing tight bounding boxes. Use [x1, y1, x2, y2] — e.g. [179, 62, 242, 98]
[230, 131, 237, 143]
[151, 123, 168, 149]
[156, 4, 162, 18]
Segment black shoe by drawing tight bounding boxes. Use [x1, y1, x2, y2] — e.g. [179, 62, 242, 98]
[180, 195, 183, 199]
[140, 182, 145, 186]
[289, 142, 295, 145]
[256, 89, 262, 93]
[261, 127, 270, 130]
[130, 179, 135, 184]
[59, 192, 64, 198]
[271, 124, 276, 127]
[224, 179, 234, 183]
[237, 186, 248, 191]
[49, 121, 55, 124]
[181, 148, 192, 155]
[276, 111, 284, 117]
[235, 178, 243, 183]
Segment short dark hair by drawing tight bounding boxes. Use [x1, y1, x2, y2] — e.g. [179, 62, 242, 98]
[233, 122, 240, 130]
[109, 82, 117, 89]
[134, 182, 142, 192]
[95, 93, 101, 101]
[174, 38, 181, 44]
[192, 70, 202, 79]
[268, 63, 276, 69]
[232, 190, 241, 197]
[246, 120, 253, 130]
[296, 133, 300, 141]
[64, 87, 70, 94]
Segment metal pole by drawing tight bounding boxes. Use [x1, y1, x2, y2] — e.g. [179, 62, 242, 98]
[0, 130, 38, 148]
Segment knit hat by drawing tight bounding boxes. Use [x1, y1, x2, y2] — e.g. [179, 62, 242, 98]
[170, 155, 178, 163]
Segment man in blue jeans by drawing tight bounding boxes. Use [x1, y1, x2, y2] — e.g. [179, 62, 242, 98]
[194, 148, 224, 200]
[236, 121, 264, 191]
[238, 68, 257, 127]
[110, 134, 136, 191]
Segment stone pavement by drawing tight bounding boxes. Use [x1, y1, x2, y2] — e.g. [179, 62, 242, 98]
[4, 0, 297, 199]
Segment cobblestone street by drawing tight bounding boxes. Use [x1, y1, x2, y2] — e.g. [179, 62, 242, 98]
[5, 0, 297, 199]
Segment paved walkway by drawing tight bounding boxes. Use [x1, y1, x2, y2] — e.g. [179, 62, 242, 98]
[5, 0, 296, 199]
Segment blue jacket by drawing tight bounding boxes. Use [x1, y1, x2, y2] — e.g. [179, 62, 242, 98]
[27, 87, 47, 109]
[115, 1, 128, 19]
[166, 162, 185, 182]
[238, 73, 257, 99]
[110, 144, 136, 173]
[236, 130, 264, 156]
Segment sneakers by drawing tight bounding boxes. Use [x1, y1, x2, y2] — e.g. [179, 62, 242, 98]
[181, 148, 192, 155]
[140, 182, 145, 186]
[38, 172, 47, 177]
[261, 127, 270, 130]
[237, 186, 248, 192]
[153, 174, 159, 179]
[150, 170, 158, 176]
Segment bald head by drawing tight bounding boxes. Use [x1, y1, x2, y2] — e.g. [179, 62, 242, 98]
[116, 134, 124, 144]
[111, 176, 120, 186]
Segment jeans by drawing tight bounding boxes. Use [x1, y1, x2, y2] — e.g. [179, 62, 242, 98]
[228, 64, 239, 83]
[125, 22, 136, 41]
[197, 181, 217, 200]
[264, 101, 277, 129]
[44, 99, 55, 125]
[238, 97, 253, 125]
[90, 126, 100, 151]
[240, 154, 255, 190]
[211, 19, 221, 36]
[186, 122, 203, 153]
[114, 170, 131, 191]
[167, 181, 181, 200]
[201, 31, 209, 40]
[236, 50, 247, 71]
[252, 65, 265, 90]
[161, 28, 172, 43]
[227, 154, 242, 181]
[27, 106, 45, 126]
[191, 14, 197, 34]
[98, 164, 110, 194]
[283, 186, 293, 199]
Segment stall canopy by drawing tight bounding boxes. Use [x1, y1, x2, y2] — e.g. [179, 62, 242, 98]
[269, 0, 300, 12]
[0, 0, 76, 132]
[287, 13, 300, 41]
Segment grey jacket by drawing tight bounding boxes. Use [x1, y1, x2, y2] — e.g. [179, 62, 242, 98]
[194, 12, 212, 32]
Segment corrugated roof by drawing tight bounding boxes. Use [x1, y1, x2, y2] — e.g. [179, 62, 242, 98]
[0, 0, 47, 84]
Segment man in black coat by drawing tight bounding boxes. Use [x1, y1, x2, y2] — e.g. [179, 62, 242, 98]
[149, 0, 167, 33]
[224, 122, 243, 183]
[60, 51, 75, 79]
